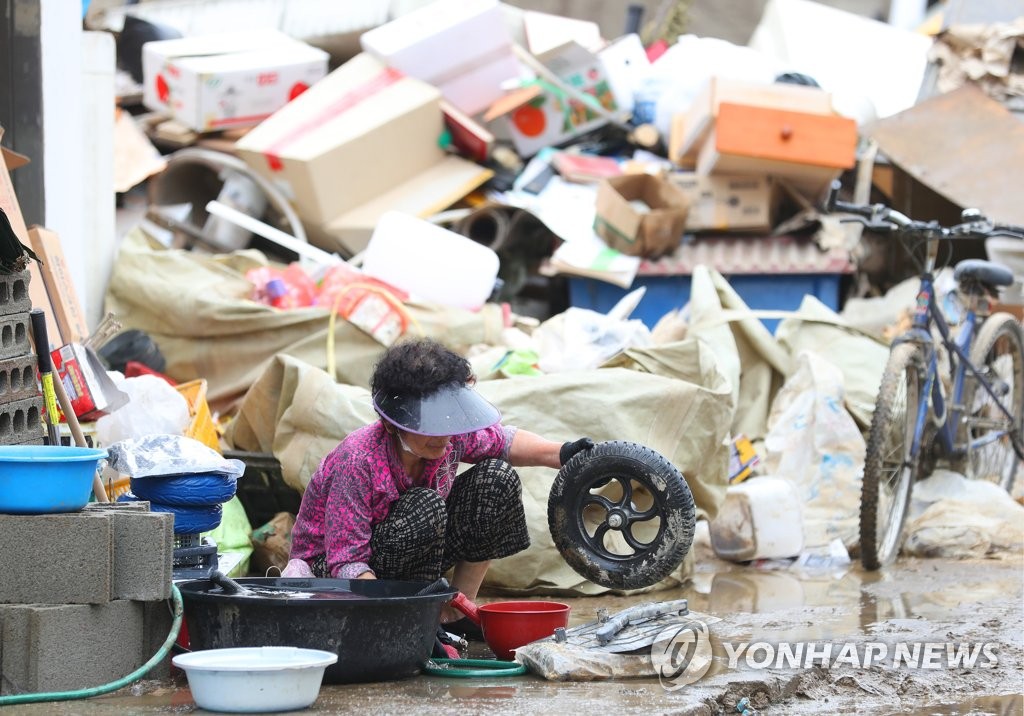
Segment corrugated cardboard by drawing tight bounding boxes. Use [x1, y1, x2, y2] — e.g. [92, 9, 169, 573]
[360, 0, 519, 116]
[670, 77, 835, 166]
[0, 131, 61, 346]
[142, 30, 329, 133]
[27, 226, 89, 344]
[236, 53, 447, 226]
[593, 174, 689, 259]
[323, 156, 493, 255]
[668, 173, 776, 232]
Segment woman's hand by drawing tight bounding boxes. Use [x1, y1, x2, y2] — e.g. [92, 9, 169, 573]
[356, 571, 376, 580]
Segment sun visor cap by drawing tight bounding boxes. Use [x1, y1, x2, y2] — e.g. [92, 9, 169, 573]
[374, 384, 501, 436]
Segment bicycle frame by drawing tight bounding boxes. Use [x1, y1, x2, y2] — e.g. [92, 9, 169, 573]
[894, 266, 1024, 465]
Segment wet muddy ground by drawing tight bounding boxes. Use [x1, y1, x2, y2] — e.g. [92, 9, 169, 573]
[5, 534, 1023, 715]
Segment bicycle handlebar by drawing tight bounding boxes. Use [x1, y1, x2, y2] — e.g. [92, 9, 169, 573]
[825, 179, 1024, 241]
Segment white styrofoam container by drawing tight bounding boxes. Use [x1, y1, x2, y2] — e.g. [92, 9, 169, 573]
[360, 0, 519, 115]
[709, 477, 805, 562]
[172, 646, 337, 713]
[142, 30, 329, 132]
[362, 211, 499, 310]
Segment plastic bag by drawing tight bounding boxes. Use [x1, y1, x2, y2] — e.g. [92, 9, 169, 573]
[107, 434, 245, 479]
[763, 351, 865, 550]
[533, 288, 651, 372]
[96, 373, 190, 445]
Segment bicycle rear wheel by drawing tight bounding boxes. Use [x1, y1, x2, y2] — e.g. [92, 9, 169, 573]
[861, 343, 926, 570]
[956, 313, 1024, 492]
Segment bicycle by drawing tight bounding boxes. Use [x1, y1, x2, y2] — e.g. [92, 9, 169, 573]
[825, 181, 1024, 570]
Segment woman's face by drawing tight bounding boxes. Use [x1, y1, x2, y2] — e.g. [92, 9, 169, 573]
[397, 429, 452, 460]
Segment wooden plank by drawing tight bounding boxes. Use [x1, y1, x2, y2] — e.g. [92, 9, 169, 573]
[867, 83, 1024, 226]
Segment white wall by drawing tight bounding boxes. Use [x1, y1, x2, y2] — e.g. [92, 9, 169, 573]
[39, 6, 115, 333]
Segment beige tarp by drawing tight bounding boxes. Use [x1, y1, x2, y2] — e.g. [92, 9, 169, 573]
[105, 229, 507, 413]
[225, 340, 735, 595]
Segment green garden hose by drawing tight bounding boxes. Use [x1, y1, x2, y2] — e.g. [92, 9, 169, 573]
[0, 583, 184, 706]
[423, 657, 527, 678]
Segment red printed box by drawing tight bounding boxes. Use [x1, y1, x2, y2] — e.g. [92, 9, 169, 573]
[50, 343, 128, 421]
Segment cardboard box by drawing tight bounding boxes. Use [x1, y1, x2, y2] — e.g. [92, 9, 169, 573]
[0, 131, 61, 346]
[696, 102, 857, 197]
[670, 77, 835, 166]
[323, 156, 493, 255]
[668, 173, 776, 232]
[494, 41, 618, 158]
[50, 343, 128, 421]
[236, 53, 447, 226]
[27, 227, 89, 344]
[593, 174, 689, 259]
[142, 30, 329, 133]
[360, 0, 519, 116]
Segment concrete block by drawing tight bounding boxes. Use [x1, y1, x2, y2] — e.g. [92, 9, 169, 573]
[142, 600, 175, 679]
[0, 314, 30, 361]
[0, 271, 31, 317]
[0, 354, 38, 403]
[0, 396, 44, 446]
[111, 511, 174, 601]
[0, 601, 145, 695]
[0, 513, 112, 604]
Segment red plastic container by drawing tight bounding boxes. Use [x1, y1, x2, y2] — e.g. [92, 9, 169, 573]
[451, 594, 570, 660]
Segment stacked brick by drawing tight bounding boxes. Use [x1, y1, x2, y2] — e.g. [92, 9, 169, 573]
[0, 502, 176, 694]
[0, 269, 44, 445]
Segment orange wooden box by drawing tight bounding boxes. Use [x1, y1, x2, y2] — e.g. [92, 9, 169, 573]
[696, 102, 858, 195]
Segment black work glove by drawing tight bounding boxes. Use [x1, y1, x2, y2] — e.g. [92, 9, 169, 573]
[560, 437, 595, 467]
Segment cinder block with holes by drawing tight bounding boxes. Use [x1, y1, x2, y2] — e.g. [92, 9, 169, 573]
[0, 271, 31, 317]
[0, 396, 44, 446]
[0, 314, 30, 361]
[0, 354, 39, 403]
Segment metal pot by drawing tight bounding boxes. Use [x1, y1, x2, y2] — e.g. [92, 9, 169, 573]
[177, 577, 456, 684]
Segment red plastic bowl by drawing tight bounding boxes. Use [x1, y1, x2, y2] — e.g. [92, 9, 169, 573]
[478, 601, 570, 660]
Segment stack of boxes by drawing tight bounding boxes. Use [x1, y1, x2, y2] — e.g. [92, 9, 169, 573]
[0, 269, 44, 447]
[0, 502, 175, 694]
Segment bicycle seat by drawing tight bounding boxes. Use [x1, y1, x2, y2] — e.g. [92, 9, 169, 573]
[954, 259, 1015, 291]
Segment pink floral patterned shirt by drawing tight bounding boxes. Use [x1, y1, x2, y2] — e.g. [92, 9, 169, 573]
[290, 420, 516, 579]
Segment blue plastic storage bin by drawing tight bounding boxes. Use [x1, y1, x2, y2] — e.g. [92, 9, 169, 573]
[567, 273, 844, 334]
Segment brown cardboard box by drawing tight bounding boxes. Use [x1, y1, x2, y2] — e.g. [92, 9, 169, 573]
[0, 130, 62, 346]
[696, 103, 858, 198]
[235, 53, 447, 226]
[593, 174, 689, 258]
[28, 226, 89, 344]
[670, 77, 835, 166]
[323, 155, 493, 255]
[668, 173, 776, 232]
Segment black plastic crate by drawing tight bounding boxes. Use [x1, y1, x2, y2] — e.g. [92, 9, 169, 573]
[225, 450, 302, 528]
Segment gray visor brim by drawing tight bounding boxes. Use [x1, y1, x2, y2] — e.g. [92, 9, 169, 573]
[373, 384, 501, 436]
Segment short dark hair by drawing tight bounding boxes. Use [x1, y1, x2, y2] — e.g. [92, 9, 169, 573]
[370, 338, 472, 400]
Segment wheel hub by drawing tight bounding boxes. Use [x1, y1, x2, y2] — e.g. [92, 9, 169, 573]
[607, 510, 626, 530]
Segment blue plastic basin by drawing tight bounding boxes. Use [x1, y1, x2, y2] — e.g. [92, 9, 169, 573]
[0, 446, 108, 514]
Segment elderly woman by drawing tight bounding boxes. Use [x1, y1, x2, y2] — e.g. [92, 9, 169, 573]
[288, 337, 593, 632]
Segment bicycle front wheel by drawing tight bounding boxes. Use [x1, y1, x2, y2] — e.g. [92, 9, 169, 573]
[861, 343, 926, 570]
[956, 312, 1024, 492]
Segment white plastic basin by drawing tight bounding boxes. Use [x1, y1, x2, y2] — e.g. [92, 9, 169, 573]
[172, 646, 338, 713]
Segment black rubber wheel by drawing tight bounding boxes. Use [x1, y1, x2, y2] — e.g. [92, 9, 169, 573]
[861, 343, 925, 571]
[952, 312, 1024, 493]
[547, 440, 696, 590]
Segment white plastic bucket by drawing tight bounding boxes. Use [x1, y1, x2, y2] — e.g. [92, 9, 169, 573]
[709, 477, 805, 562]
[361, 211, 500, 310]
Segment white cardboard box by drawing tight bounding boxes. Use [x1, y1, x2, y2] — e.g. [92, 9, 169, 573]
[360, 0, 519, 116]
[142, 30, 329, 132]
